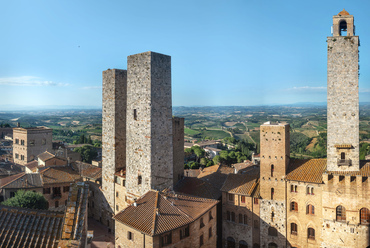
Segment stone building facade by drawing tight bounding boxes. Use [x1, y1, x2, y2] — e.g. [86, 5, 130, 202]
[12, 127, 52, 165]
[114, 190, 218, 248]
[221, 10, 370, 248]
[327, 10, 360, 172]
[101, 51, 184, 233]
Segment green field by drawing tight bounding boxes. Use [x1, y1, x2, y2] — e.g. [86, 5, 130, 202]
[184, 128, 201, 136]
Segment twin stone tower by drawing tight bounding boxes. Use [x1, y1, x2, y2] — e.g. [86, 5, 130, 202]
[102, 52, 184, 214]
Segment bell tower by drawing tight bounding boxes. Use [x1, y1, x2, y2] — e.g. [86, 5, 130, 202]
[327, 9, 359, 171]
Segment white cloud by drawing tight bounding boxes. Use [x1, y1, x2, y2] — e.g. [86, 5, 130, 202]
[284, 86, 327, 92]
[0, 76, 68, 87]
[81, 86, 102, 90]
[360, 88, 370, 93]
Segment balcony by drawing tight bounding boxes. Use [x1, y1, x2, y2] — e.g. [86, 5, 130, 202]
[337, 159, 352, 166]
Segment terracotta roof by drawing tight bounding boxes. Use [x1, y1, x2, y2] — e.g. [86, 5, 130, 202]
[0, 172, 43, 189]
[338, 9, 350, 16]
[174, 177, 221, 199]
[25, 160, 38, 172]
[38, 151, 55, 162]
[184, 169, 201, 178]
[221, 172, 259, 197]
[232, 160, 254, 173]
[286, 159, 327, 184]
[75, 161, 102, 180]
[40, 167, 81, 185]
[61, 182, 89, 244]
[197, 165, 234, 191]
[114, 190, 218, 236]
[327, 161, 370, 176]
[0, 206, 64, 248]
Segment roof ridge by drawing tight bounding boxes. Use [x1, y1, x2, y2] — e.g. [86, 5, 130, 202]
[152, 191, 159, 235]
[1, 173, 26, 188]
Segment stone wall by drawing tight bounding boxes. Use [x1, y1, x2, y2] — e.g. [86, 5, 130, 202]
[327, 35, 359, 171]
[221, 192, 260, 248]
[126, 52, 173, 198]
[13, 127, 52, 165]
[321, 173, 370, 247]
[286, 180, 322, 247]
[172, 117, 184, 186]
[102, 69, 127, 213]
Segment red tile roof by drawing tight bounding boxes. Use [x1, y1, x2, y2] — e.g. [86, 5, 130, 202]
[286, 159, 327, 184]
[40, 167, 81, 185]
[114, 190, 218, 236]
[37, 151, 55, 162]
[174, 177, 221, 199]
[221, 172, 260, 197]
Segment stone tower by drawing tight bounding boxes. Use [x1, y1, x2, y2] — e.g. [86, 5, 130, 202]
[327, 9, 359, 171]
[125, 51, 174, 199]
[102, 69, 127, 212]
[259, 122, 290, 247]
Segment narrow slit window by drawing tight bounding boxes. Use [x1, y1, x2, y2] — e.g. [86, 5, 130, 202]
[134, 109, 137, 120]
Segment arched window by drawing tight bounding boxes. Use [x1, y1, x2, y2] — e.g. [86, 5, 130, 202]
[227, 211, 230, 221]
[336, 205, 346, 221]
[295, 185, 297, 192]
[239, 240, 248, 248]
[360, 208, 370, 224]
[290, 201, 298, 212]
[307, 228, 315, 240]
[271, 164, 274, 177]
[311, 187, 314, 195]
[307, 204, 315, 215]
[268, 227, 278, 236]
[271, 188, 274, 200]
[227, 237, 235, 248]
[231, 212, 235, 222]
[291, 223, 298, 235]
[271, 210, 274, 222]
[268, 243, 278, 248]
[239, 213, 243, 224]
[339, 20, 348, 36]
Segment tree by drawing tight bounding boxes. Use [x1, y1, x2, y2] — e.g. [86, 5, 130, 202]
[2, 190, 48, 210]
[200, 158, 207, 167]
[213, 155, 220, 165]
[193, 146, 205, 162]
[74, 145, 98, 163]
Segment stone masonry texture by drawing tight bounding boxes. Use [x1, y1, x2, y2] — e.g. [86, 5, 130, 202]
[126, 51, 174, 198]
[327, 28, 359, 171]
[172, 117, 185, 186]
[102, 69, 127, 213]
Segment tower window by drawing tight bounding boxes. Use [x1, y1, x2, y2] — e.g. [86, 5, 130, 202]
[271, 188, 274, 200]
[341, 152, 345, 160]
[138, 175, 142, 185]
[308, 228, 315, 240]
[291, 223, 298, 235]
[307, 204, 315, 215]
[339, 20, 348, 36]
[134, 109, 137, 120]
[360, 208, 370, 224]
[336, 205, 346, 222]
[271, 164, 274, 177]
[290, 202, 298, 212]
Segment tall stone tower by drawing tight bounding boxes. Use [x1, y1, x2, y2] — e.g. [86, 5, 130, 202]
[125, 51, 174, 199]
[259, 122, 290, 247]
[327, 9, 359, 171]
[102, 69, 127, 212]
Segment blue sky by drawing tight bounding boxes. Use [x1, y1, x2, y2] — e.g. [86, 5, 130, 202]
[1, 0, 370, 108]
